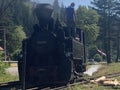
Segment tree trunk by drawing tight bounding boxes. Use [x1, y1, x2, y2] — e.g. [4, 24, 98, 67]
[107, 38, 111, 63]
[105, 27, 111, 63]
[116, 30, 120, 62]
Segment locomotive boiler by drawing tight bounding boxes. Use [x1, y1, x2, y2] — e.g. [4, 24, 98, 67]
[18, 3, 86, 89]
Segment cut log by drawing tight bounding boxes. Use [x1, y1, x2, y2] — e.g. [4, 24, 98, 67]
[95, 76, 106, 82]
[90, 76, 120, 86]
[103, 79, 119, 86]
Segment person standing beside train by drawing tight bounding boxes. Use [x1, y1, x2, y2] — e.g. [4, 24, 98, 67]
[66, 2, 76, 38]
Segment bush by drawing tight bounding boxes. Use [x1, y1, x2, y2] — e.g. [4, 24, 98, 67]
[94, 54, 102, 62]
[0, 62, 6, 74]
[0, 51, 4, 61]
[88, 45, 98, 58]
[11, 49, 21, 61]
[0, 51, 9, 74]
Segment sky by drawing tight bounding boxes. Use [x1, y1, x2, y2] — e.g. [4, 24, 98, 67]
[63, 0, 93, 9]
[31, 0, 93, 9]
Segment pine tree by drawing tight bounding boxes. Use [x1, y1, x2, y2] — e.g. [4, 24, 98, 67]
[92, 0, 120, 63]
[52, 0, 60, 20]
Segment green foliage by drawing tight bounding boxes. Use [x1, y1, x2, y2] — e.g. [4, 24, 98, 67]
[11, 0, 36, 35]
[0, 62, 9, 75]
[0, 0, 31, 59]
[0, 61, 18, 82]
[0, 73, 18, 82]
[59, 3, 66, 26]
[76, 6, 99, 45]
[0, 62, 5, 74]
[88, 45, 98, 59]
[94, 54, 102, 62]
[0, 51, 3, 61]
[92, 0, 120, 63]
[0, 58, 18, 82]
[84, 24, 99, 44]
[11, 49, 20, 61]
[0, 0, 36, 35]
[67, 84, 82, 90]
[6, 25, 26, 55]
[76, 6, 99, 26]
[53, 0, 60, 20]
[0, 0, 15, 20]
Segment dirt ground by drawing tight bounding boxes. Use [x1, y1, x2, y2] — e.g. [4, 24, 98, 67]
[6, 67, 18, 76]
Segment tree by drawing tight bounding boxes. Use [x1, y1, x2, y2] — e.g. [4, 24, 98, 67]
[76, 6, 99, 45]
[0, 0, 35, 60]
[114, 1, 120, 62]
[10, 0, 36, 36]
[5, 25, 26, 61]
[88, 45, 98, 59]
[59, 3, 66, 26]
[0, 51, 3, 61]
[0, 0, 16, 20]
[53, 0, 60, 20]
[92, 0, 120, 63]
[6, 25, 26, 54]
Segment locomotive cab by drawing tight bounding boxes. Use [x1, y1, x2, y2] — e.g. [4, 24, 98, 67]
[64, 28, 86, 73]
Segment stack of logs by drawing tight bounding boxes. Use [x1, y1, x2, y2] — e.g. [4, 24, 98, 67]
[91, 76, 120, 86]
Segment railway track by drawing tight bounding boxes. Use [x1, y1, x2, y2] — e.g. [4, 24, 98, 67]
[86, 72, 120, 81]
[1, 72, 120, 90]
[105, 72, 120, 78]
[0, 81, 20, 90]
[0, 81, 20, 87]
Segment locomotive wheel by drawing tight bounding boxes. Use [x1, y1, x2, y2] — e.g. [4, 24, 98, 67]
[58, 58, 73, 84]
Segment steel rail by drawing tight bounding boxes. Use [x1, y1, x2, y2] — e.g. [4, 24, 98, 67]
[1, 72, 120, 90]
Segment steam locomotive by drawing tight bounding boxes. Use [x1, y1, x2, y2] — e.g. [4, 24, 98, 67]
[18, 4, 86, 88]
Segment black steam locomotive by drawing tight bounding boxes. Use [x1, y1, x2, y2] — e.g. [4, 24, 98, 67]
[18, 4, 86, 88]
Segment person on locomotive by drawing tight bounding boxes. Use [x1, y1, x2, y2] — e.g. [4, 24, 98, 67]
[66, 2, 76, 38]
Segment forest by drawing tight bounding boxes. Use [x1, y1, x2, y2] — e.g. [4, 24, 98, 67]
[0, 0, 120, 63]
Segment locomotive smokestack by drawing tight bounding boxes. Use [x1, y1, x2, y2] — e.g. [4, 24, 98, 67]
[34, 4, 53, 25]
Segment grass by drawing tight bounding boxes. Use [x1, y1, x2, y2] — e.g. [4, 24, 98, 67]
[0, 62, 19, 83]
[69, 62, 120, 90]
[0, 74, 18, 83]
[93, 63, 120, 77]
[68, 83, 120, 90]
